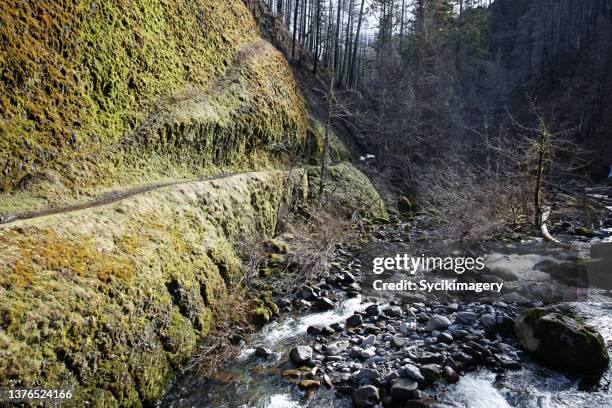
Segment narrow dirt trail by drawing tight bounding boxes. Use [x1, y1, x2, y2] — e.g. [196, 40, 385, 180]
[0, 173, 248, 226]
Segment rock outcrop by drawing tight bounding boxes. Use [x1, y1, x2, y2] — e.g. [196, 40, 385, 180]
[515, 307, 609, 373]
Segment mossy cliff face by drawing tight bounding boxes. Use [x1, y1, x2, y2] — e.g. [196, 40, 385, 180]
[0, 171, 287, 407]
[0, 164, 385, 406]
[0, 0, 308, 214]
[305, 163, 387, 220]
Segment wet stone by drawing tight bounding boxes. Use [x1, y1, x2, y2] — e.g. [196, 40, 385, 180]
[390, 377, 419, 401]
[289, 346, 313, 365]
[426, 315, 451, 331]
[255, 346, 272, 358]
[399, 364, 425, 382]
[352, 385, 380, 408]
[365, 304, 380, 317]
[437, 332, 454, 344]
[347, 314, 364, 328]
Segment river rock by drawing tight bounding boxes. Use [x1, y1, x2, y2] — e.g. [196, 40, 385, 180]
[362, 334, 376, 346]
[331, 322, 345, 332]
[354, 367, 380, 381]
[479, 313, 497, 329]
[315, 297, 335, 310]
[360, 348, 376, 359]
[347, 314, 363, 328]
[437, 332, 453, 344]
[420, 364, 441, 382]
[352, 385, 380, 408]
[300, 286, 317, 301]
[400, 321, 413, 334]
[426, 315, 451, 331]
[515, 308, 609, 373]
[390, 378, 419, 401]
[289, 346, 313, 365]
[326, 341, 349, 356]
[384, 371, 400, 383]
[399, 364, 425, 382]
[342, 271, 357, 284]
[455, 311, 477, 325]
[323, 373, 333, 388]
[365, 304, 379, 317]
[442, 366, 459, 383]
[384, 306, 403, 318]
[255, 346, 272, 358]
[533, 259, 558, 272]
[391, 335, 405, 348]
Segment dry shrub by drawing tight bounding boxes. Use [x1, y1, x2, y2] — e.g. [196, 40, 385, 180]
[415, 156, 508, 241]
[188, 238, 264, 376]
[188, 197, 356, 375]
[274, 201, 354, 296]
[187, 289, 254, 376]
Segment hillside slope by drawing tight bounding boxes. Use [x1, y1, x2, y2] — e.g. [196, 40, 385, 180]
[0, 0, 309, 215]
[0, 164, 386, 407]
[486, 0, 612, 176]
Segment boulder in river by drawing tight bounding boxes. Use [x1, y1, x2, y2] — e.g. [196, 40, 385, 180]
[289, 346, 313, 366]
[390, 378, 419, 401]
[515, 308, 609, 374]
[490, 267, 519, 281]
[365, 304, 379, 317]
[347, 313, 363, 328]
[420, 364, 441, 382]
[254, 346, 272, 358]
[315, 297, 335, 310]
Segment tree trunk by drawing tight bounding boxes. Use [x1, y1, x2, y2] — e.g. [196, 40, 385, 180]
[313, 0, 322, 75]
[333, 0, 343, 77]
[320, 56, 336, 196]
[348, 0, 365, 89]
[399, 0, 405, 51]
[292, 0, 300, 59]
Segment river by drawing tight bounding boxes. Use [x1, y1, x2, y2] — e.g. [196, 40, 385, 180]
[159, 205, 612, 408]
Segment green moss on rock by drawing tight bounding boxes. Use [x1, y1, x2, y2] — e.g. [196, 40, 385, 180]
[515, 307, 609, 374]
[303, 163, 388, 219]
[0, 171, 289, 406]
[398, 196, 414, 214]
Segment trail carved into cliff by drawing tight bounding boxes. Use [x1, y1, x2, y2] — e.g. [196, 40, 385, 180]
[0, 38, 283, 226]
